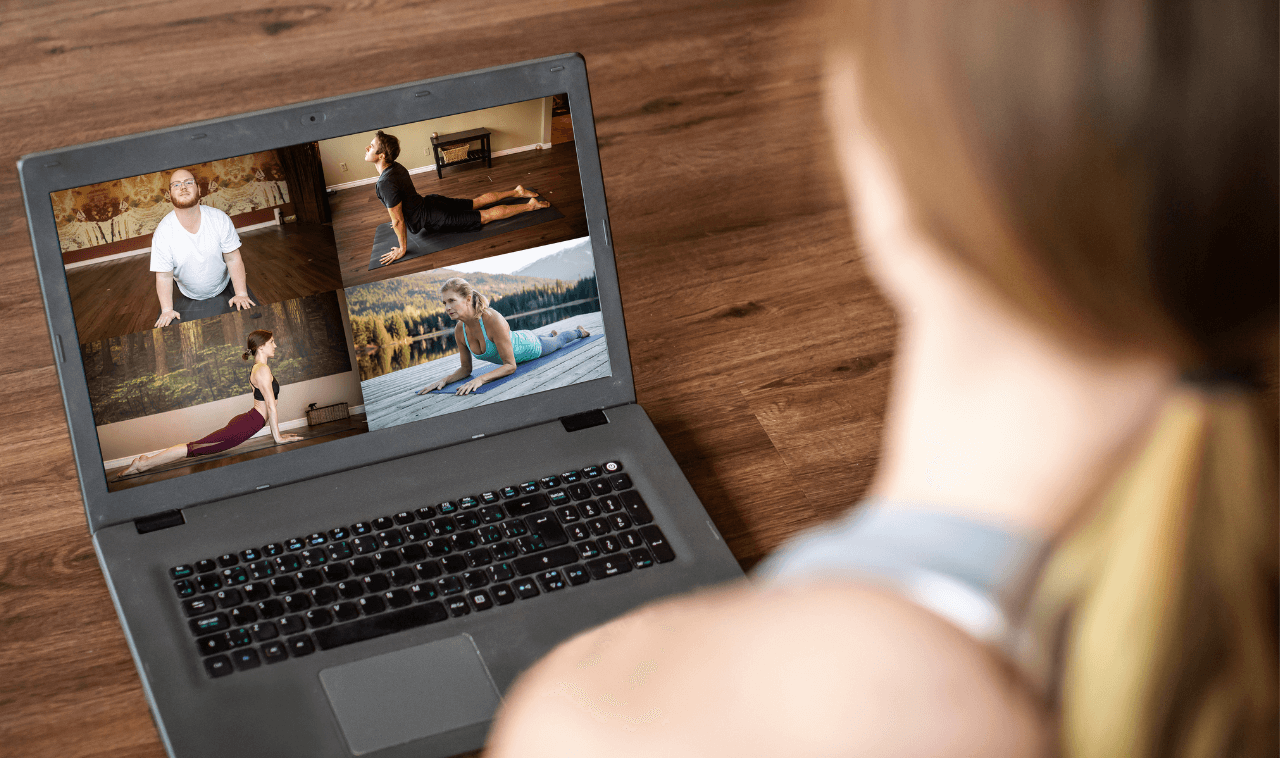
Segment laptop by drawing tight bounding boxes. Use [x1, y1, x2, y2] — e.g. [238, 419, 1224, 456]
[19, 53, 744, 758]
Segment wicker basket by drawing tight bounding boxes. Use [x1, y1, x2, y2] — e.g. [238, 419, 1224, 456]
[440, 144, 470, 163]
[306, 402, 349, 425]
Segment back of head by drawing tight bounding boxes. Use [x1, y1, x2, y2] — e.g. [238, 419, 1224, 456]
[375, 130, 401, 162]
[825, 0, 1277, 755]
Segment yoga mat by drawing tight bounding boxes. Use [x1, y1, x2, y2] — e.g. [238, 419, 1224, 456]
[368, 197, 564, 270]
[426, 332, 603, 395]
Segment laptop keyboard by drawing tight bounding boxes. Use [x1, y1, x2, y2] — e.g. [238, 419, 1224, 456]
[167, 461, 677, 679]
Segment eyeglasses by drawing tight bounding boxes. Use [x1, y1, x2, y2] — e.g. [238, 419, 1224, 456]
[169, 179, 197, 189]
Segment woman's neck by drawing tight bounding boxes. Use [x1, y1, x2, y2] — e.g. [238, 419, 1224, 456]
[869, 284, 1176, 536]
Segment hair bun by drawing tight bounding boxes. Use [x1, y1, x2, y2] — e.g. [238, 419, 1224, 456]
[242, 351, 251, 361]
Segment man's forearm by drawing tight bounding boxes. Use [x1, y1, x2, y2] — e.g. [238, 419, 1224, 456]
[225, 253, 249, 296]
[156, 274, 174, 312]
[393, 220, 408, 250]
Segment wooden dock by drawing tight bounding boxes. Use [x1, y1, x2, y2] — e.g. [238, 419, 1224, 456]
[362, 311, 609, 430]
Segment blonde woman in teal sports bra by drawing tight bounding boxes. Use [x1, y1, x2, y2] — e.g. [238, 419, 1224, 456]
[418, 277, 590, 396]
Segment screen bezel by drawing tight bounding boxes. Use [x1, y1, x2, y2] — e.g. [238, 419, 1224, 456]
[18, 54, 636, 533]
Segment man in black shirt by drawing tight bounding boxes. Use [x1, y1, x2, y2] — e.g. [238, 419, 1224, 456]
[366, 130, 551, 266]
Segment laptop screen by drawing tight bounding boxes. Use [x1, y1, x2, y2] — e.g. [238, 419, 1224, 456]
[48, 92, 610, 495]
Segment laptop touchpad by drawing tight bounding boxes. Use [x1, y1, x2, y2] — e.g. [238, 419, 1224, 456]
[319, 634, 503, 755]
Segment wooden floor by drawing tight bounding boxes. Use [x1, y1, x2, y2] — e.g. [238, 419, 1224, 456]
[332, 142, 589, 287]
[363, 312, 608, 430]
[104, 414, 369, 492]
[66, 221, 344, 345]
[0, 4, 899, 757]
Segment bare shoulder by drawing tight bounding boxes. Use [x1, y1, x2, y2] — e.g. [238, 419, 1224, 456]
[482, 308, 511, 335]
[488, 581, 1049, 758]
[251, 363, 273, 385]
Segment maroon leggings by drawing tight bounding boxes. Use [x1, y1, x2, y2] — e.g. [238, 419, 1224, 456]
[186, 408, 265, 458]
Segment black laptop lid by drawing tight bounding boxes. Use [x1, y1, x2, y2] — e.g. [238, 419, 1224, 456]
[19, 54, 636, 532]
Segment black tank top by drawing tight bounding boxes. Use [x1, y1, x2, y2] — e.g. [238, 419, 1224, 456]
[253, 377, 280, 401]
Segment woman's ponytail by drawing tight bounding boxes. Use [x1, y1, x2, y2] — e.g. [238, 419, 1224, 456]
[1030, 387, 1277, 758]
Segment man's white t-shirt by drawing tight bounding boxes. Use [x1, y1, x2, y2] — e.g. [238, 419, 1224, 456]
[149, 206, 242, 300]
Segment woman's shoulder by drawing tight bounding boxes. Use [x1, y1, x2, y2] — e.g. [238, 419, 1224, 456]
[251, 363, 273, 382]
[481, 308, 510, 331]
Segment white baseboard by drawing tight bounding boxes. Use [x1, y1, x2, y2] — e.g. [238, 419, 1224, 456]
[325, 142, 553, 193]
[64, 217, 283, 271]
[102, 404, 367, 471]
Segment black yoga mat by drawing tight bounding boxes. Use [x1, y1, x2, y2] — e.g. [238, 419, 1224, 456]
[425, 333, 603, 395]
[368, 197, 564, 270]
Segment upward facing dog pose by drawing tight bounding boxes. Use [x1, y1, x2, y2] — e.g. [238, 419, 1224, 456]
[366, 130, 551, 266]
[418, 277, 589, 396]
[115, 330, 301, 478]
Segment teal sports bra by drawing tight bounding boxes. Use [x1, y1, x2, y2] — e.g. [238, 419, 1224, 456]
[464, 315, 541, 365]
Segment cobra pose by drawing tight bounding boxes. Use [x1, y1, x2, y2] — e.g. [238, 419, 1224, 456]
[417, 277, 589, 396]
[115, 330, 302, 477]
[365, 130, 551, 267]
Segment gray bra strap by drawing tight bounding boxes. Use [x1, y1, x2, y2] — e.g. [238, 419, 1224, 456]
[754, 500, 1050, 654]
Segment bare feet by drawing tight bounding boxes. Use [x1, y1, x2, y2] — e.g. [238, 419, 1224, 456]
[526, 197, 550, 210]
[513, 185, 539, 199]
[575, 326, 590, 337]
[115, 455, 147, 480]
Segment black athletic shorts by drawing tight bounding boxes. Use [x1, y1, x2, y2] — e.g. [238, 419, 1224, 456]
[420, 194, 483, 233]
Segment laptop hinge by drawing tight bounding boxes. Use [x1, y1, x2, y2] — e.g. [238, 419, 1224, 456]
[560, 409, 609, 432]
[135, 509, 185, 534]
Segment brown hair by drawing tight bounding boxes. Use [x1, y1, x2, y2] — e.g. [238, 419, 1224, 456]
[374, 130, 400, 162]
[242, 330, 273, 361]
[441, 277, 489, 314]
[828, 1, 1277, 756]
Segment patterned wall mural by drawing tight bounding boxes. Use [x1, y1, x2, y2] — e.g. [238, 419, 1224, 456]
[51, 150, 291, 254]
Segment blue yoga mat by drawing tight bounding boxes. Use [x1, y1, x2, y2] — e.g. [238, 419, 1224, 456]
[426, 333, 603, 395]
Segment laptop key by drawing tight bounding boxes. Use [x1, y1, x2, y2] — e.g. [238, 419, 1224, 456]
[204, 655, 233, 678]
[256, 599, 285, 619]
[620, 491, 654, 525]
[599, 536, 622, 555]
[619, 530, 644, 550]
[232, 648, 261, 671]
[447, 598, 471, 617]
[537, 570, 567, 592]
[269, 576, 296, 594]
[582, 466, 603, 478]
[333, 602, 360, 622]
[170, 565, 194, 580]
[404, 523, 430, 541]
[373, 551, 401, 570]
[468, 590, 494, 612]
[490, 584, 515, 605]
[478, 506, 505, 525]
[500, 486, 520, 499]
[357, 595, 385, 615]
[564, 565, 590, 586]
[377, 529, 405, 548]
[197, 634, 231, 656]
[285, 538, 306, 552]
[310, 586, 338, 606]
[576, 541, 601, 561]
[227, 627, 253, 647]
[312, 602, 447, 651]
[251, 622, 278, 642]
[608, 513, 633, 531]
[261, 545, 283, 558]
[410, 583, 438, 602]
[242, 582, 271, 602]
[195, 558, 218, 574]
[479, 491, 501, 505]
[274, 554, 302, 572]
[221, 566, 249, 585]
[372, 516, 394, 530]
[629, 548, 655, 570]
[393, 511, 415, 525]
[414, 507, 437, 521]
[287, 635, 315, 657]
[464, 547, 493, 567]
[567, 484, 591, 501]
[454, 512, 481, 530]
[555, 506, 581, 524]
[580, 501, 603, 518]
[174, 579, 196, 598]
[230, 607, 257, 626]
[566, 524, 591, 542]
[598, 496, 622, 514]
[348, 557, 376, 575]
[329, 526, 351, 541]
[362, 574, 391, 593]
[387, 567, 416, 586]
[487, 563, 515, 583]
[306, 533, 327, 547]
[458, 496, 480, 509]
[247, 561, 275, 580]
[440, 555, 467, 573]
[609, 473, 632, 491]
[462, 570, 489, 589]
[505, 493, 549, 518]
[603, 461, 623, 474]
[351, 522, 373, 536]
[322, 564, 350, 583]
[383, 589, 412, 609]
[512, 578, 539, 599]
[561, 470, 581, 483]
[190, 613, 230, 636]
[195, 574, 222, 593]
[491, 541, 518, 560]
[327, 542, 353, 561]
[586, 555, 632, 580]
[514, 546, 578, 576]
[183, 596, 216, 617]
[261, 641, 288, 664]
[589, 480, 612, 496]
[501, 521, 528, 539]
[336, 581, 364, 599]
[540, 475, 561, 488]
[282, 594, 311, 613]
[295, 569, 324, 589]
[414, 561, 442, 580]
[399, 543, 426, 562]
[586, 518, 610, 536]
[526, 513, 568, 547]
[217, 554, 239, 568]
[638, 526, 676, 563]
[306, 608, 333, 628]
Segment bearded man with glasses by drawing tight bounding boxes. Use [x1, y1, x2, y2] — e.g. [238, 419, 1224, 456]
[150, 168, 256, 327]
